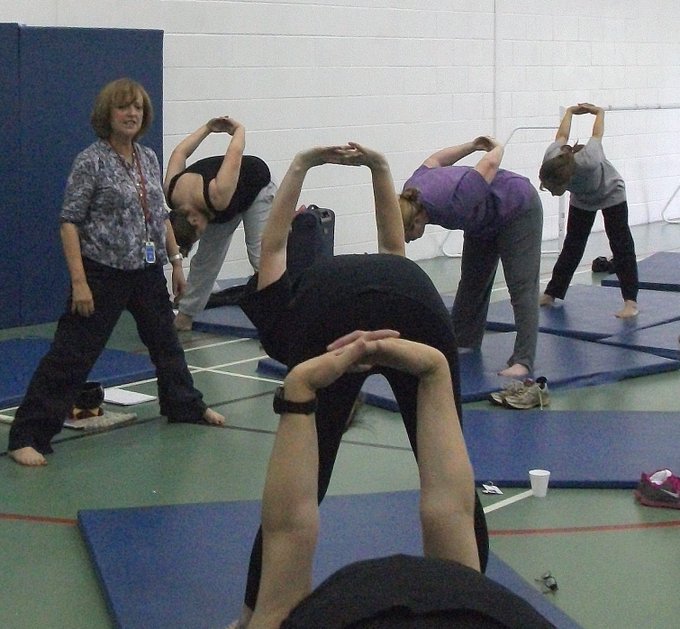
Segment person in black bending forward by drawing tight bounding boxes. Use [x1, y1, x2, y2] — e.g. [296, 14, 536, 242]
[231, 142, 489, 627]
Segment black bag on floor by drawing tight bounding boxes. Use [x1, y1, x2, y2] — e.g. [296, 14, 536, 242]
[591, 256, 615, 274]
[287, 204, 335, 280]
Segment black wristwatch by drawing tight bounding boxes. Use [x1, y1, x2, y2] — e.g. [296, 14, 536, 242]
[273, 386, 317, 415]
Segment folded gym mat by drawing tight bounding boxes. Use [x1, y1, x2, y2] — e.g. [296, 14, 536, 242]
[79, 492, 582, 629]
[0, 338, 155, 409]
[258, 331, 680, 406]
[485, 285, 680, 340]
[602, 251, 680, 292]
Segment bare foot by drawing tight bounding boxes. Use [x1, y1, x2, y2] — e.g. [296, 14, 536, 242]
[615, 300, 638, 319]
[9, 446, 47, 466]
[498, 363, 529, 378]
[203, 407, 226, 426]
[174, 312, 193, 331]
[539, 293, 555, 307]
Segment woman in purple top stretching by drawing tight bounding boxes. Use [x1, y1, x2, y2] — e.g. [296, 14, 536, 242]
[399, 136, 543, 379]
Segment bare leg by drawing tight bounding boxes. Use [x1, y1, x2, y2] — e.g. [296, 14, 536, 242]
[615, 299, 638, 319]
[9, 446, 47, 466]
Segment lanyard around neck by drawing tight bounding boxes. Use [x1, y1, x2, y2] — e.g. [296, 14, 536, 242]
[111, 143, 151, 224]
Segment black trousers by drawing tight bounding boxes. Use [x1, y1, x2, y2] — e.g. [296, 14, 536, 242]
[8, 258, 206, 453]
[244, 291, 489, 609]
[545, 201, 638, 302]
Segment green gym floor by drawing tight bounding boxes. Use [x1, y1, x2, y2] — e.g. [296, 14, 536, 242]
[1, 222, 679, 629]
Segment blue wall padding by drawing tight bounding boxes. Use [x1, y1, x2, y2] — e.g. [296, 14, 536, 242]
[0, 24, 21, 328]
[486, 285, 680, 340]
[602, 251, 680, 292]
[0, 337, 155, 408]
[1, 24, 163, 329]
[464, 409, 680, 489]
[259, 331, 680, 405]
[78, 493, 582, 629]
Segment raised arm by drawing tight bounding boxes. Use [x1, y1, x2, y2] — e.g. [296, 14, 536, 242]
[472, 136, 505, 184]
[250, 331, 476, 628]
[207, 116, 245, 210]
[256, 146, 350, 290]
[577, 102, 605, 139]
[555, 105, 582, 145]
[422, 141, 478, 168]
[163, 121, 212, 194]
[163, 116, 245, 210]
[346, 142, 404, 256]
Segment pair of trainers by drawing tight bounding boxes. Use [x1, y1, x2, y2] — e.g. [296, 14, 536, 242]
[489, 376, 550, 410]
[634, 469, 680, 510]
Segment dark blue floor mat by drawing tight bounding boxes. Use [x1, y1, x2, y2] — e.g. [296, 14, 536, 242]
[597, 319, 680, 360]
[464, 409, 680, 489]
[191, 277, 258, 337]
[602, 251, 680, 292]
[258, 331, 680, 406]
[485, 285, 680, 340]
[0, 337, 155, 408]
[79, 492, 582, 629]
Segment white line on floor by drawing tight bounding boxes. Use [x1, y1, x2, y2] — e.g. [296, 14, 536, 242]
[483, 489, 533, 513]
[183, 337, 251, 353]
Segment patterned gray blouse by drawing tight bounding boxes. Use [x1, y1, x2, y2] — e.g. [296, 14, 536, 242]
[60, 139, 169, 270]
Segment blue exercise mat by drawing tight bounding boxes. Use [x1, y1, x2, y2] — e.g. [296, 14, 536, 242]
[258, 331, 680, 406]
[597, 319, 680, 360]
[191, 305, 258, 337]
[0, 337, 156, 409]
[191, 277, 258, 337]
[486, 285, 680, 340]
[602, 251, 680, 292]
[464, 409, 680, 489]
[78, 492, 582, 629]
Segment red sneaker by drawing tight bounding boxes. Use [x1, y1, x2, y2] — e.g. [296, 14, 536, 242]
[634, 469, 680, 510]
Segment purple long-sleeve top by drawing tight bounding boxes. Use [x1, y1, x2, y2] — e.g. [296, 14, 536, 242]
[403, 165, 534, 240]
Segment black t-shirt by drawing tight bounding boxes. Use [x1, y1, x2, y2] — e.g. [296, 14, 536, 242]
[240, 254, 454, 367]
[281, 554, 556, 629]
[166, 155, 270, 222]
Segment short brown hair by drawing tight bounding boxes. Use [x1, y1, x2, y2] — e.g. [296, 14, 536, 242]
[90, 78, 153, 140]
[398, 187, 423, 232]
[539, 143, 583, 188]
[169, 210, 199, 257]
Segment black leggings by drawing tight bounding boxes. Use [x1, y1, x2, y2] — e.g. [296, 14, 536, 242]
[244, 291, 489, 609]
[545, 201, 638, 302]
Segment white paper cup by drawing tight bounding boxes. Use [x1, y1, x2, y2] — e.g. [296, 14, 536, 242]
[529, 469, 550, 497]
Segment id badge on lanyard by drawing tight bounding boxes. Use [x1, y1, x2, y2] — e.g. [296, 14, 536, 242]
[144, 241, 156, 264]
[130, 148, 155, 265]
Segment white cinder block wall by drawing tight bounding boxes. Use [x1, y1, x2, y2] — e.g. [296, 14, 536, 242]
[3, 0, 680, 279]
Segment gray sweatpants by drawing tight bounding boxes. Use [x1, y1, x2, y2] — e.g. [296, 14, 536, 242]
[178, 180, 277, 318]
[452, 187, 543, 372]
